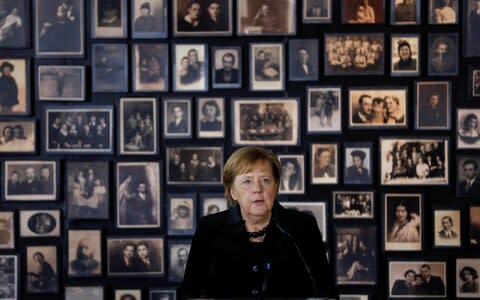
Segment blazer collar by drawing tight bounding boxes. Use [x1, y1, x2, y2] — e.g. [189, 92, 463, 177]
[227, 201, 285, 225]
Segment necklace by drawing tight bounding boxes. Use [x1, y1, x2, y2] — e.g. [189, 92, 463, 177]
[246, 225, 269, 238]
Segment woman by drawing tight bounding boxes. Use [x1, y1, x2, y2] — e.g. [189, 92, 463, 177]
[181, 147, 336, 298]
[432, 0, 456, 23]
[371, 97, 386, 124]
[393, 40, 417, 71]
[385, 96, 405, 124]
[201, 1, 227, 31]
[0, 61, 18, 113]
[389, 200, 420, 243]
[459, 113, 479, 144]
[134, 241, 160, 272]
[279, 157, 301, 193]
[460, 266, 479, 293]
[200, 100, 222, 131]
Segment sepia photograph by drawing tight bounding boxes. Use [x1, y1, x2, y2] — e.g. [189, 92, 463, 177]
[65, 286, 104, 300]
[469, 66, 480, 98]
[0, 0, 29, 48]
[415, 81, 450, 130]
[91, 0, 127, 38]
[429, 0, 458, 24]
[132, 43, 168, 92]
[0, 255, 17, 299]
[0, 58, 29, 116]
[131, 0, 167, 38]
[174, 43, 208, 92]
[68, 230, 101, 277]
[120, 98, 157, 155]
[391, 0, 420, 25]
[428, 33, 458, 76]
[457, 108, 480, 149]
[163, 98, 191, 139]
[289, 39, 319, 81]
[391, 35, 420, 76]
[311, 143, 338, 184]
[115, 289, 141, 300]
[456, 258, 480, 298]
[0, 120, 35, 153]
[26, 245, 58, 293]
[471, 206, 480, 245]
[20, 210, 60, 238]
[278, 154, 305, 194]
[38, 65, 85, 101]
[344, 143, 372, 185]
[174, 0, 232, 36]
[342, 0, 384, 24]
[199, 193, 228, 217]
[465, 1, 480, 57]
[433, 209, 461, 247]
[197, 97, 224, 138]
[168, 240, 191, 282]
[237, 0, 296, 35]
[332, 191, 374, 219]
[389, 261, 446, 297]
[457, 155, 480, 197]
[167, 194, 196, 235]
[250, 43, 284, 91]
[150, 289, 176, 300]
[281, 202, 327, 242]
[303, 0, 332, 23]
[340, 295, 369, 300]
[307, 86, 342, 134]
[92, 43, 128, 92]
[212, 46, 241, 89]
[0, 212, 14, 249]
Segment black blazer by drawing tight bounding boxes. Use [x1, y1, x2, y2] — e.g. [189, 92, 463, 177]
[181, 202, 337, 299]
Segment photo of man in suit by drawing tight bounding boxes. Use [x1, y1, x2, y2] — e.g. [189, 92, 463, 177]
[306, 0, 328, 17]
[437, 216, 458, 239]
[345, 149, 371, 184]
[420, 264, 446, 295]
[214, 52, 239, 85]
[419, 94, 446, 127]
[126, 183, 153, 225]
[290, 47, 317, 80]
[458, 159, 480, 197]
[167, 104, 188, 134]
[352, 95, 373, 124]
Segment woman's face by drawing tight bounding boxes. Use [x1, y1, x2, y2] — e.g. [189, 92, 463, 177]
[467, 117, 478, 130]
[282, 161, 296, 178]
[318, 150, 332, 167]
[399, 45, 411, 60]
[464, 270, 473, 282]
[385, 97, 398, 113]
[204, 104, 217, 118]
[137, 245, 149, 258]
[208, 3, 220, 18]
[373, 101, 384, 113]
[395, 205, 408, 222]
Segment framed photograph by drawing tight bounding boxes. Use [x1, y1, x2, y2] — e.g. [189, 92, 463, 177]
[303, 0, 332, 23]
[91, 0, 127, 38]
[167, 146, 223, 185]
[116, 162, 161, 228]
[174, 0, 232, 36]
[120, 97, 158, 155]
[278, 154, 305, 194]
[68, 230, 102, 277]
[250, 43, 284, 91]
[26, 245, 58, 293]
[469, 65, 480, 98]
[332, 191, 374, 219]
[199, 193, 229, 217]
[289, 39, 319, 81]
[340, 295, 369, 300]
[465, 1, 480, 57]
[168, 240, 191, 282]
[349, 87, 408, 129]
[380, 137, 449, 185]
[3, 160, 57, 201]
[0, 58, 29, 116]
[428, 33, 458, 76]
[163, 98, 191, 139]
[311, 143, 338, 184]
[281, 202, 327, 242]
[344, 143, 373, 185]
[415, 81, 450, 130]
[131, 0, 167, 38]
[92, 44, 128, 92]
[391, 34, 420, 76]
[0, 119, 35, 154]
[433, 209, 461, 247]
[150, 289, 176, 300]
[335, 225, 376, 285]
[66, 161, 109, 219]
[167, 193, 196, 236]
[307, 86, 342, 134]
[0, 211, 14, 249]
[44, 106, 113, 154]
[38, 65, 85, 101]
[324, 33, 384, 76]
[173, 43, 208, 92]
[212, 46, 241, 89]
[107, 237, 164, 276]
[391, 0, 420, 25]
[383, 193, 423, 251]
[65, 286, 104, 300]
[19, 210, 60, 237]
[197, 97, 225, 138]
[471, 206, 480, 245]
[232, 98, 299, 146]
[0, 0, 29, 48]
[115, 290, 141, 300]
[237, 0, 296, 35]
[457, 156, 480, 197]
[342, 0, 384, 24]
[132, 43, 168, 92]
[0, 255, 18, 299]
[456, 258, 480, 298]
[389, 260, 446, 297]
[458, 108, 480, 149]
[429, 0, 458, 24]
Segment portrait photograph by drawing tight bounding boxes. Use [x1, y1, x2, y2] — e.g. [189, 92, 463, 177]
[428, 33, 458, 76]
[349, 88, 408, 129]
[0, 120, 35, 153]
[281, 202, 327, 242]
[45, 106, 114, 154]
[132, 43, 168, 92]
[115, 289, 141, 300]
[66, 161, 109, 220]
[0, 0, 29, 48]
[289, 39, 319, 81]
[332, 191, 374, 219]
[120, 97, 158, 155]
[212, 46, 241, 89]
[174, 43, 208, 92]
[167, 194, 196, 235]
[199, 193, 228, 217]
[380, 137, 449, 185]
[311, 143, 338, 184]
[339, 295, 369, 300]
[250, 43, 284, 91]
[429, 0, 458, 24]
[3, 160, 57, 201]
[324, 33, 385, 75]
[232, 98, 299, 146]
[457, 155, 480, 197]
[163, 98, 192, 139]
[342, 0, 384, 24]
[344, 143, 372, 185]
[335, 225, 377, 285]
[197, 97, 224, 138]
[456, 258, 480, 298]
[174, 0, 232, 36]
[92, 44, 128, 92]
[150, 289, 176, 300]
[19, 210, 60, 238]
[415, 81, 450, 130]
[303, 0, 332, 23]
[465, 1, 480, 57]
[391, 0, 420, 25]
[91, 0, 127, 38]
[131, 0, 167, 38]
[457, 108, 480, 149]
[389, 261, 447, 298]
[0, 255, 18, 299]
[278, 154, 305, 194]
[107, 237, 164, 276]
[237, 0, 296, 35]
[116, 162, 161, 228]
[384, 193, 423, 251]
[307, 86, 342, 134]
[167, 146, 223, 185]
[38, 65, 85, 101]
[68, 230, 101, 277]
[391, 35, 420, 76]
[433, 209, 461, 247]
[168, 240, 191, 282]
[469, 66, 480, 98]
[65, 286, 104, 300]
[0, 211, 14, 249]
[0, 58, 29, 116]
[26, 245, 58, 293]
[471, 206, 480, 245]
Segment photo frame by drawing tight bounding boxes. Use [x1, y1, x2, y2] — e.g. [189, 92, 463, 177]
[391, 34, 420, 76]
[174, 0, 232, 36]
[344, 142, 373, 185]
[0, 58, 30, 116]
[429, 0, 458, 24]
[19, 210, 61, 238]
[0, 211, 15, 249]
[390, 0, 420, 25]
[132, 43, 168, 92]
[131, 0, 167, 38]
[68, 229, 102, 277]
[26, 245, 58, 293]
[0, 119, 36, 154]
[415, 81, 451, 130]
[197, 97, 225, 138]
[456, 155, 480, 198]
[341, 0, 385, 24]
[91, 0, 127, 38]
[471, 206, 480, 245]
[0, 255, 18, 299]
[433, 209, 461, 248]
[249, 43, 285, 91]
[168, 240, 191, 282]
[115, 289, 141, 300]
[428, 33, 459, 76]
[303, 0, 332, 23]
[289, 39, 319, 81]
[332, 191, 374, 219]
[37, 65, 85, 101]
[306, 86, 342, 134]
[281, 202, 327, 242]
[150, 288, 176, 300]
[173, 43, 208, 92]
[456, 258, 480, 298]
[92, 43, 128, 92]
[212, 46, 242, 89]
[457, 108, 480, 149]
[163, 98, 192, 139]
[0, 0, 29, 48]
[65, 286, 104, 300]
[468, 65, 480, 99]
[340, 295, 370, 300]
[199, 193, 229, 217]
[311, 142, 338, 184]
[167, 193, 196, 236]
[464, 1, 480, 57]
[278, 154, 305, 195]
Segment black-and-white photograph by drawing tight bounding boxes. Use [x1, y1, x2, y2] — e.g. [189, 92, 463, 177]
[303, 0, 332, 23]
[174, 44, 208, 92]
[199, 194, 228, 217]
[116, 162, 161, 228]
[132, 43, 168, 92]
[197, 97, 224, 138]
[0, 58, 29, 116]
[4, 160, 57, 201]
[0, 0, 29, 48]
[339, 295, 369, 300]
[457, 155, 480, 197]
[107, 237, 164, 276]
[281, 202, 327, 242]
[471, 67, 480, 97]
[65, 286, 104, 300]
[35, 0, 84, 57]
[0, 255, 17, 299]
[307, 86, 341, 134]
[38, 65, 85, 101]
[289, 39, 318, 81]
[120, 98, 157, 155]
[311, 143, 338, 184]
[233, 98, 299, 146]
[428, 33, 458, 76]
[465, 1, 480, 57]
[456, 258, 480, 298]
[167, 194, 196, 235]
[335, 225, 376, 285]
[391, 35, 420, 76]
[332, 191, 374, 219]
[344, 143, 372, 185]
[391, 0, 420, 25]
[150, 289, 176, 300]
[415, 81, 450, 130]
[20, 210, 60, 237]
[389, 261, 446, 297]
[457, 109, 480, 149]
[0, 212, 14, 249]
[115, 289, 141, 300]
[167, 147, 223, 185]
[0, 120, 35, 153]
[45, 106, 113, 154]
[91, 0, 127, 38]
[429, 0, 458, 24]
[26, 245, 58, 293]
[163, 98, 191, 139]
[92, 44, 128, 92]
[174, 0, 232, 36]
[278, 154, 305, 194]
[325, 33, 384, 75]
[380, 138, 449, 185]
[68, 230, 101, 277]
[212, 46, 241, 89]
[471, 206, 480, 245]
[131, 0, 167, 38]
[168, 241, 191, 282]
[434, 209, 461, 247]
[250, 43, 284, 91]
[384, 193, 422, 251]
[342, 0, 384, 24]
[237, 0, 296, 35]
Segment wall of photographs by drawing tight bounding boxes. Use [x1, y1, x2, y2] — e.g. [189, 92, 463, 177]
[0, 0, 479, 299]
